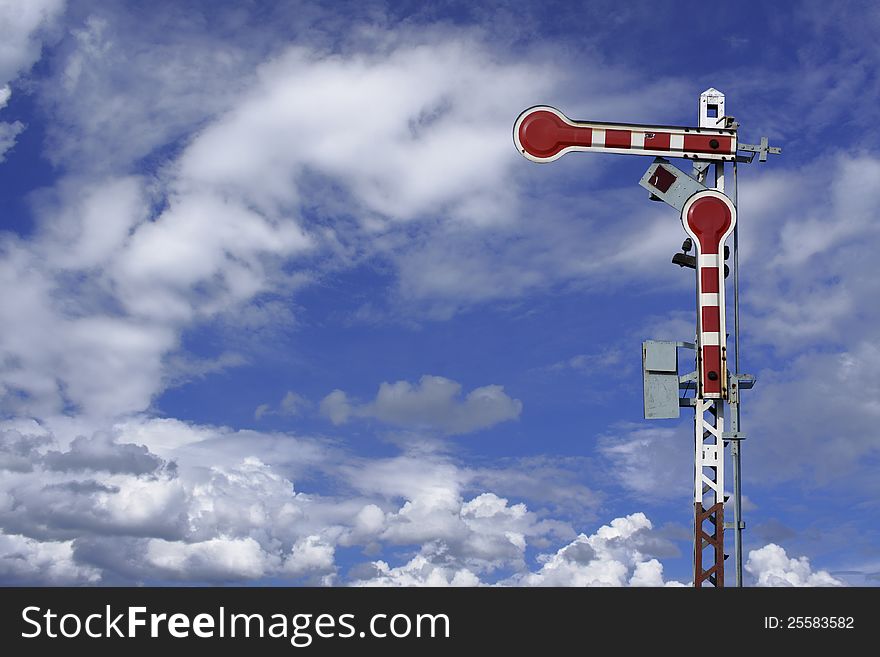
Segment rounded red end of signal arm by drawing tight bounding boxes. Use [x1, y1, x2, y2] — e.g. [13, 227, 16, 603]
[515, 107, 590, 161]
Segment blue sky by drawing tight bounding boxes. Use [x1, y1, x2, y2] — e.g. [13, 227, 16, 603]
[0, 0, 877, 586]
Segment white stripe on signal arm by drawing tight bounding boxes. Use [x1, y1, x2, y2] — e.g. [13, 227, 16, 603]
[591, 129, 605, 148]
[700, 293, 719, 306]
[670, 134, 684, 150]
[699, 254, 720, 267]
[701, 332, 720, 345]
[631, 132, 645, 149]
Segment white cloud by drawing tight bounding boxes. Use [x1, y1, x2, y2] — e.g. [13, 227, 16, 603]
[353, 553, 481, 587]
[0, 174, 311, 419]
[146, 536, 274, 581]
[380, 490, 533, 566]
[176, 39, 555, 225]
[0, 0, 65, 83]
[0, 419, 344, 582]
[0, 531, 101, 585]
[255, 391, 309, 421]
[629, 559, 670, 587]
[746, 343, 880, 485]
[0, 0, 65, 158]
[112, 190, 312, 322]
[0, 469, 187, 542]
[184, 456, 311, 545]
[746, 544, 845, 587]
[43, 430, 169, 475]
[34, 176, 147, 270]
[320, 390, 351, 425]
[350, 503, 385, 540]
[598, 424, 692, 500]
[321, 375, 522, 435]
[38, 7, 265, 173]
[283, 535, 336, 578]
[2, 416, 582, 583]
[0, 114, 23, 161]
[351, 511, 689, 587]
[111, 416, 217, 455]
[0, 181, 172, 418]
[340, 453, 576, 576]
[512, 513, 685, 587]
[742, 155, 880, 352]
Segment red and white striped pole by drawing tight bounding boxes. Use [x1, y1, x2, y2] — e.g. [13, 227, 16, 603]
[680, 190, 736, 399]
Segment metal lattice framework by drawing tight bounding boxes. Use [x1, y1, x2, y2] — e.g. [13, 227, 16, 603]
[694, 398, 724, 587]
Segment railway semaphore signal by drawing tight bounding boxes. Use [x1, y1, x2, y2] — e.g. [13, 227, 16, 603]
[514, 88, 780, 587]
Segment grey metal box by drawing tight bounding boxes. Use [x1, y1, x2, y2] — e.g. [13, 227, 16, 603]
[643, 340, 680, 419]
[644, 340, 677, 372]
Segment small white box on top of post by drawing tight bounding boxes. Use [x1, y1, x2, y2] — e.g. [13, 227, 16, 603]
[699, 88, 726, 129]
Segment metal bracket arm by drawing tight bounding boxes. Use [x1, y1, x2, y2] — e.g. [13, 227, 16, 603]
[738, 136, 781, 162]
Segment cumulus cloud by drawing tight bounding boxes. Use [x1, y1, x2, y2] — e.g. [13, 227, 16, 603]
[380, 491, 534, 567]
[0, 415, 567, 583]
[320, 375, 522, 434]
[43, 431, 170, 475]
[352, 553, 481, 587]
[283, 535, 336, 579]
[746, 544, 845, 587]
[146, 536, 273, 581]
[0, 418, 341, 581]
[0, 415, 579, 584]
[0, 428, 50, 472]
[338, 453, 577, 577]
[512, 513, 685, 587]
[0, 531, 101, 585]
